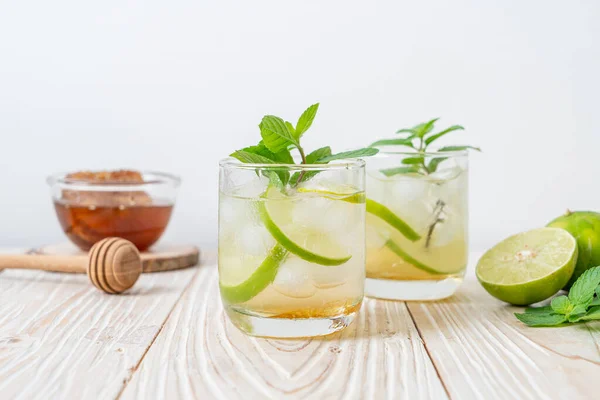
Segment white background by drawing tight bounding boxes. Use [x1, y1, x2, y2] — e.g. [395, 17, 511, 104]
[0, 1, 598, 251]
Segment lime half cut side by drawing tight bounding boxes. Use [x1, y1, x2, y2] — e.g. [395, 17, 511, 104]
[259, 186, 352, 266]
[476, 227, 578, 305]
[220, 244, 288, 304]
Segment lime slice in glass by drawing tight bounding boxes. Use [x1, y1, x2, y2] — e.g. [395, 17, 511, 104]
[476, 227, 578, 305]
[366, 199, 421, 242]
[259, 186, 352, 266]
[220, 244, 288, 304]
[297, 186, 419, 242]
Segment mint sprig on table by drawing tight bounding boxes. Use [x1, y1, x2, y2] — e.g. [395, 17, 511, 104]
[231, 103, 378, 187]
[515, 266, 600, 327]
[369, 118, 480, 176]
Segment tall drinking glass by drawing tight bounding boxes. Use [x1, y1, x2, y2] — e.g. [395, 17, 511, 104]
[365, 150, 468, 300]
[219, 158, 366, 338]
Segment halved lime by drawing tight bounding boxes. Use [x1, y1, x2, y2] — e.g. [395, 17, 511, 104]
[220, 244, 288, 304]
[259, 186, 351, 266]
[476, 227, 578, 305]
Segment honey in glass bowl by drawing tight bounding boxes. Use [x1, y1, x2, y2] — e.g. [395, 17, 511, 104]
[47, 170, 180, 251]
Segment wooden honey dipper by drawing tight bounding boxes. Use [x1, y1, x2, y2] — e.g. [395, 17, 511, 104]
[0, 237, 142, 294]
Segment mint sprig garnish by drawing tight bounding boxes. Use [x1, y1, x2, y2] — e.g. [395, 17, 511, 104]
[231, 103, 378, 187]
[369, 118, 480, 176]
[515, 266, 600, 326]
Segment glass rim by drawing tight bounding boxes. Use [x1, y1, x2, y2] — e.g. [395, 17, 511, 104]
[371, 148, 469, 157]
[46, 170, 181, 188]
[219, 157, 366, 171]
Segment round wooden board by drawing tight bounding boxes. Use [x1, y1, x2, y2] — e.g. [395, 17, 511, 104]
[33, 243, 200, 273]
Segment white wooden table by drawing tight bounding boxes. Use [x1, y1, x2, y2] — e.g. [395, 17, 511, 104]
[1, 251, 598, 400]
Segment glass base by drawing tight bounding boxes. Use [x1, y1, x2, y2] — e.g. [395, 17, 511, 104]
[365, 277, 463, 301]
[226, 309, 358, 338]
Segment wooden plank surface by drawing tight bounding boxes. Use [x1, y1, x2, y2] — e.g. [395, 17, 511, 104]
[0, 248, 199, 400]
[407, 253, 600, 400]
[3, 249, 599, 399]
[121, 263, 447, 400]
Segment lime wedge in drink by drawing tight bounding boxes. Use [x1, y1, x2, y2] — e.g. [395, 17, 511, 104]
[476, 227, 578, 305]
[220, 244, 288, 304]
[259, 186, 352, 266]
[366, 199, 421, 242]
[297, 186, 420, 242]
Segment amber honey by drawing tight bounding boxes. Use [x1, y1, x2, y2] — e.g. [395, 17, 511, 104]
[54, 200, 173, 251]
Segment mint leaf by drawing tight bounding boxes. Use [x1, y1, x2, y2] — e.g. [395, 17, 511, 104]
[295, 103, 319, 139]
[369, 138, 415, 148]
[231, 150, 290, 185]
[414, 118, 439, 138]
[514, 311, 567, 327]
[424, 125, 464, 145]
[241, 142, 294, 164]
[285, 121, 296, 137]
[580, 306, 600, 321]
[306, 146, 332, 164]
[568, 266, 600, 308]
[231, 150, 277, 164]
[570, 303, 588, 316]
[524, 306, 553, 314]
[401, 156, 424, 165]
[263, 170, 284, 190]
[438, 145, 481, 152]
[289, 146, 331, 185]
[380, 166, 421, 177]
[427, 157, 448, 173]
[550, 296, 571, 314]
[260, 115, 299, 152]
[317, 148, 379, 163]
[396, 128, 417, 135]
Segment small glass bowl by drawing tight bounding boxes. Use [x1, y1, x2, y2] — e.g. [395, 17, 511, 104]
[47, 171, 180, 251]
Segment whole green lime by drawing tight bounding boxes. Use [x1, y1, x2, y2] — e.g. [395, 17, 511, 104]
[547, 210, 600, 288]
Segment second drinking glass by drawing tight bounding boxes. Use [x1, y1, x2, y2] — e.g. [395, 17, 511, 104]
[364, 149, 469, 300]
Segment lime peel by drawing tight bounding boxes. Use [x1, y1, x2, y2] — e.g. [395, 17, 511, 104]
[220, 244, 289, 304]
[366, 199, 421, 242]
[385, 239, 464, 275]
[258, 200, 351, 266]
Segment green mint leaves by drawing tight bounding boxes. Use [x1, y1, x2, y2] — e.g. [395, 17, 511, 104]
[515, 266, 600, 326]
[259, 116, 300, 153]
[231, 103, 378, 188]
[294, 103, 319, 139]
[318, 148, 378, 163]
[369, 118, 479, 176]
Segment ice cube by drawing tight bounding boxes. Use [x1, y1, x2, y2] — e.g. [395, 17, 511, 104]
[236, 225, 275, 256]
[310, 262, 350, 289]
[366, 220, 388, 249]
[291, 195, 360, 235]
[272, 258, 317, 299]
[429, 166, 464, 183]
[232, 175, 270, 198]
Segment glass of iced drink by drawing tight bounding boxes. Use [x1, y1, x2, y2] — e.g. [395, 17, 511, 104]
[219, 159, 366, 338]
[364, 150, 468, 300]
